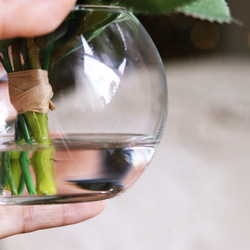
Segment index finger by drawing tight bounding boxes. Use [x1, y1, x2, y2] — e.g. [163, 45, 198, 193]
[0, 0, 76, 39]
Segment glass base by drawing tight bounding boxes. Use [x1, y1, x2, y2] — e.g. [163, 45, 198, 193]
[0, 190, 123, 205]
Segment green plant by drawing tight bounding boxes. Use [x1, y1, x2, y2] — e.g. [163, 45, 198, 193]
[78, 0, 235, 23]
[0, 0, 234, 197]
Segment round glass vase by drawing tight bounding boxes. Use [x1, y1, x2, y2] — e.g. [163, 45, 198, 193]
[0, 5, 168, 205]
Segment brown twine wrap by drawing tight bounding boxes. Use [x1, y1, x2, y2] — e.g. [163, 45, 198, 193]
[8, 69, 56, 114]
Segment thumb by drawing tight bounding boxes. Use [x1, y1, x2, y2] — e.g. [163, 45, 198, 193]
[0, 0, 77, 39]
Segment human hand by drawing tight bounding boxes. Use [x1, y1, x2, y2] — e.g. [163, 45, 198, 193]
[0, 202, 105, 239]
[0, 0, 77, 39]
[0, 80, 105, 239]
[0, 0, 106, 239]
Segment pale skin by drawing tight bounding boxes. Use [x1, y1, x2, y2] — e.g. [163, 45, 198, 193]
[0, 0, 106, 239]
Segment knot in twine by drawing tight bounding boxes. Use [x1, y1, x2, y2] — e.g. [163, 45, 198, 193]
[8, 69, 56, 114]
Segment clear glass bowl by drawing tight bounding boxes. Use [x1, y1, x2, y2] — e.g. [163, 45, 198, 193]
[0, 5, 168, 204]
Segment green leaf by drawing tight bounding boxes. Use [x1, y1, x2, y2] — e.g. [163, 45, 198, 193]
[118, 0, 196, 14]
[176, 0, 238, 24]
[76, 0, 236, 23]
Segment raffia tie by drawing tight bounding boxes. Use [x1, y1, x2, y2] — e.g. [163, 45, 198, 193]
[8, 69, 56, 114]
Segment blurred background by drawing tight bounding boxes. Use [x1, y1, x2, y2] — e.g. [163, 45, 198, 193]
[138, 0, 250, 59]
[1, 0, 250, 249]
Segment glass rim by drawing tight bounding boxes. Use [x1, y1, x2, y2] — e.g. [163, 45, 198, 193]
[73, 4, 129, 12]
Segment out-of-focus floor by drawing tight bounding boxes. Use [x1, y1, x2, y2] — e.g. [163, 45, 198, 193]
[1, 56, 250, 250]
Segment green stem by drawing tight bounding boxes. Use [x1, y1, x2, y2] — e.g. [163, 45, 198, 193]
[1, 34, 56, 196]
[12, 39, 23, 72]
[26, 38, 41, 69]
[18, 174, 25, 195]
[2, 152, 18, 195]
[43, 32, 54, 70]
[15, 116, 37, 194]
[24, 112, 50, 144]
[19, 151, 36, 194]
[25, 36, 56, 195]
[18, 114, 33, 145]
[4, 151, 23, 194]
[31, 148, 56, 195]
[15, 116, 24, 143]
[0, 156, 8, 191]
[49, 11, 119, 65]
[1, 49, 13, 73]
[84, 12, 119, 42]
[50, 12, 87, 63]
[23, 112, 56, 194]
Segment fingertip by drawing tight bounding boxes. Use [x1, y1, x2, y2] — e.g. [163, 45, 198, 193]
[0, 0, 77, 39]
[0, 200, 106, 239]
[63, 200, 106, 225]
